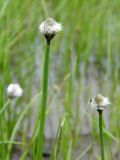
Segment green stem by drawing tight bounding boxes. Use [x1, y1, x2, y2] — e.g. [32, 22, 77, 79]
[98, 110, 105, 160]
[50, 115, 66, 160]
[36, 44, 50, 160]
[0, 99, 10, 159]
[6, 93, 40, 160]
[0, 99, 10, 115]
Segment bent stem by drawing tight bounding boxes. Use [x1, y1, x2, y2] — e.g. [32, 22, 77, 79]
[98, 110, 105, 160]
[36, 43, 50, 160]
[0, 99, 10, 115]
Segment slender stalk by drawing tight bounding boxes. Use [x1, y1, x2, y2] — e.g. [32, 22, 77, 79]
[0, 99, 10, 159]
[50, 116, 66, 160]
[50, 122, 61, 160]
[6, 93, 40, 160]
[36, 43, 50, 160]
[0, 99, 10, 115]
[98, 110, 105, 160]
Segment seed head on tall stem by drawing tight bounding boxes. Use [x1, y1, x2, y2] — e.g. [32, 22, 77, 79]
[90, 94, 110, 160]
[36, 18, 62, 160]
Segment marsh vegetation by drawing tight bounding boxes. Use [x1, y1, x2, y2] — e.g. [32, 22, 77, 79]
[0, 0, 120, 159]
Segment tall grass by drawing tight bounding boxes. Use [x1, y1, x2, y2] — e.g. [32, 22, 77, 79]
[0, 0, 120, 159]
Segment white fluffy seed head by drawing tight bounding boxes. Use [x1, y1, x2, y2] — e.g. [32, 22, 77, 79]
[39, 18, 62, 35]
[90, 94, 110, 111]
[7, 83, 23, 99]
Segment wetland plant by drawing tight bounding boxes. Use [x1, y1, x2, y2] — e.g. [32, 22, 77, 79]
[90, 94, 110, 160]
[36, 18, 62, 160]
[0, 83, 23, 115]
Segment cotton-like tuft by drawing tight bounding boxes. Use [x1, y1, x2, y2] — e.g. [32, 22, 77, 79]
[90, 94, 110, 111]
[39, 18, 62, 35]
[7, 83, 23, 99]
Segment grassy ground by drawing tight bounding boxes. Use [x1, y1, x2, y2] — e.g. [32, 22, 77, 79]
[0, 0, 120, 159]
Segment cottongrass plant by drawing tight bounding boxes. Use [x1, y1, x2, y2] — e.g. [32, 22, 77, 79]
[90, 94, 110, 160]
[0, 83, 23, 115]
[36, 18, 62, 160]
[0, 83, 23, 160]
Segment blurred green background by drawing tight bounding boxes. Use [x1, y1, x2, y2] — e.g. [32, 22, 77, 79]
[0, 0, 120, 159]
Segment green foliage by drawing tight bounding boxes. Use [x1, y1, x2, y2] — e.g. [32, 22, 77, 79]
[0, 0, 120, 159]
